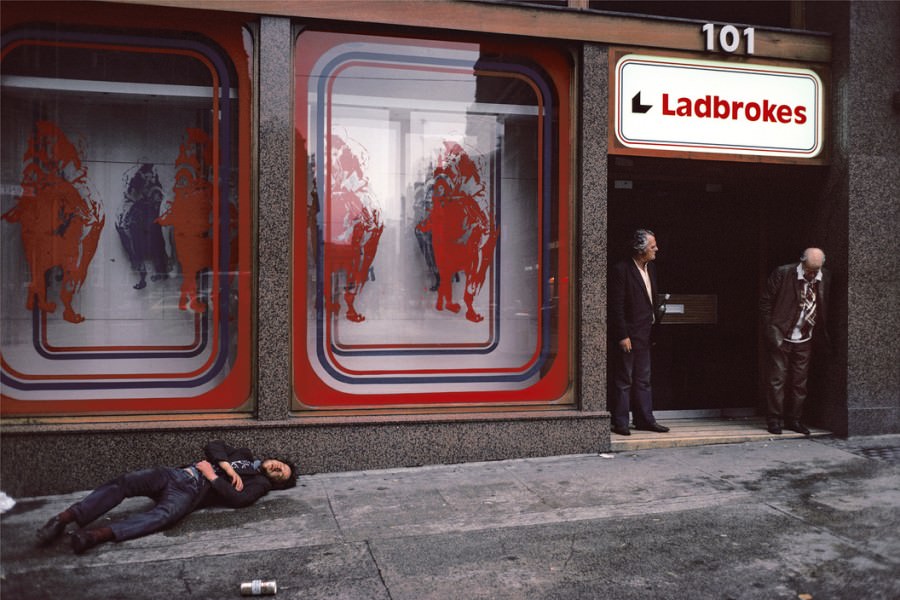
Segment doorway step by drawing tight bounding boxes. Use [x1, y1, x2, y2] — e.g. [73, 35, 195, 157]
[611, 417, 830, 452]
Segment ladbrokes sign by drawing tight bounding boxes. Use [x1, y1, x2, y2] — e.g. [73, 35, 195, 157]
[613, 54, 825, 160]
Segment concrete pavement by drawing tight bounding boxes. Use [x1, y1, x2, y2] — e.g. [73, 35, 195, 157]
[2, 434, 898, 599]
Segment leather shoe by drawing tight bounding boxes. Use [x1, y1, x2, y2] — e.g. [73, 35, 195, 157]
[785, 422, 810, 435]
[611, 426, 631, 436]
[70, 529, 98, 555]
[635, 422, 670, 433]
[767, 423, 782, 435]
[36, 516, 67, 545]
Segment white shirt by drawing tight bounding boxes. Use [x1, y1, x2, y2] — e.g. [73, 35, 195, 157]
[633, 258, 654, 322]
[786, 263, 822, 343]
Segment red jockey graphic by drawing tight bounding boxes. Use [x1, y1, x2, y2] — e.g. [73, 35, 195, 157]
[2, 121, 105, 323]
[321, 134, 384, 323]
[416, 141, 498, 323]
[156, 128, 213, 313]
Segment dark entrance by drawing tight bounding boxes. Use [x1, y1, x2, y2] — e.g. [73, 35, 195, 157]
[607, 156, 823, 415]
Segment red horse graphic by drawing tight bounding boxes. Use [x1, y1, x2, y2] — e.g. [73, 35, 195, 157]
[321, 135, 383, 323]
[2, 121, 105, 323]
[416, 141, 498, 323]
[156, 129, 213, 313]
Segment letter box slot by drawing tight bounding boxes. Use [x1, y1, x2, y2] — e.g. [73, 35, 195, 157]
[658, 294, 717, 325]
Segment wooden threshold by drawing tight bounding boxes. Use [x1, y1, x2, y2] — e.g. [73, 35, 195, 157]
[611, 416, 830, 452]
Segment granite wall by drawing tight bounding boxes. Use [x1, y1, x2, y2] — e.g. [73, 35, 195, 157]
[256, 16, 294, 422]
[844, 0, 900, 435]
[809, 0, 900, 435]
[578, 44, 610, 413]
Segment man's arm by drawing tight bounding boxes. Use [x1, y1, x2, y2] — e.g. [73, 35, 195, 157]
[203, 440, 247, 490]
[204, 439, 242, 462]
[201, 441, 272, 505]
[759, 267, 782, 321]
[759, 267, 786, 349]
[195, 460, 271, 508]
[608, 262, 629, 345]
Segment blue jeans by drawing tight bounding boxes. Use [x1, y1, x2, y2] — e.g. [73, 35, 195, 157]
[69, 467, 205, 542]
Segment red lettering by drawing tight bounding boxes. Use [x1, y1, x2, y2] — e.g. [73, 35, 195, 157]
[658, 94, 810, 127]
[762, 100, 777, 122]
[696, 95, 711, 118]
[745, 102, 761, 121]
[714, 96, 731, 118]
[662, 93, 675, 116]
[777, 105, 793, 123]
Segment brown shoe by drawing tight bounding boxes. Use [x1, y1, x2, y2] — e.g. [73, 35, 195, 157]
[36, 516, 67, 545]
[70, 529, 99, 554]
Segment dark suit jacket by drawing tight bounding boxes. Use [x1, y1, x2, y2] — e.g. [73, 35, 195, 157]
[609, 258, 661, 349]
[759, 263, 830, 349]
[197, 440, 273, 509]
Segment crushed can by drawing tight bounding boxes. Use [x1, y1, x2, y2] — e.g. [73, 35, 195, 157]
[240, 579, 277, 596]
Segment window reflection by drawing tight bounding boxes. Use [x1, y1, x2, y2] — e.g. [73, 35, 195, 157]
[295, 32, 568, 407]
[1, 27, 248, 412]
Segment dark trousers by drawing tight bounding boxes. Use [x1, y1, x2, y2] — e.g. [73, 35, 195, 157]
[766, 340, 813, 424]
[612, 344, 656, 429]
[68, 467, 205, 542]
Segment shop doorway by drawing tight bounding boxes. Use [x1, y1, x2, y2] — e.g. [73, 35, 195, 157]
[607, 156, 822, 417]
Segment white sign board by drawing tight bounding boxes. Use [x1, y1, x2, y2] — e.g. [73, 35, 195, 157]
[614, 54, 824, 159]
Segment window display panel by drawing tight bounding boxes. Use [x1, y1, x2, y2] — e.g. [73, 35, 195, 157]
[1, 23, 252, 415]
[294, 32, 571, 408]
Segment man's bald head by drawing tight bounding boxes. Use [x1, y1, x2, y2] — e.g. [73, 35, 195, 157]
[801, 248, 825, 275]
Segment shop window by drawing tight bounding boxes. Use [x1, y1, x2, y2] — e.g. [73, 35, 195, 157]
[1, 19, 252, 415]
[294, 32, 572, 409]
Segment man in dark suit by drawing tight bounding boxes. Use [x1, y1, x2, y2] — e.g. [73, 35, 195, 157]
[35, 440, 297, 554]
[608, 229, 669, 436]
[759, 248, 829, 435]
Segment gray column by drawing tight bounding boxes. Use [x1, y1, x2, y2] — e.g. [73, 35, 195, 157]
[578, 44, 610, 413]
[256, 16, 293, 420]
[845, 1, 900, 434]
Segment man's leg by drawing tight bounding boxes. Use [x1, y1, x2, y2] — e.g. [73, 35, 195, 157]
[785, 341, 813, 431]
[37, 467, 169, 545]
[629, 344, 656, 428]
[611, 349, 634, 432]
[105, 469, 200, 542]
[68, 467, 170, 528]
[766, 344, 789, 432]
[70, 468, 203, 554]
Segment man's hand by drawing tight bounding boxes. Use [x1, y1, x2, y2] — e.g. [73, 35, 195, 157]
[619, 337, 632, 353]
[196, 460, 217, 481]
[218, 461, 244, 491]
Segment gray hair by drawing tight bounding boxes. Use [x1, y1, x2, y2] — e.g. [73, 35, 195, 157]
[631, 229, 655, 253]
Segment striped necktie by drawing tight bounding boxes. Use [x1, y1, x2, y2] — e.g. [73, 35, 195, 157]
[799, 278, 817, 337]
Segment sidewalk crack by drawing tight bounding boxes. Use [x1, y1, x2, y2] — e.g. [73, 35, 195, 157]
[323, 485, 345, 537]
[365, 539, 394, 600]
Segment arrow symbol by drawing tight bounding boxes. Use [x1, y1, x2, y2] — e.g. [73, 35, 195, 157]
[632, 91, 652, 113]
